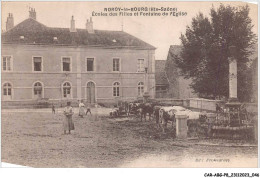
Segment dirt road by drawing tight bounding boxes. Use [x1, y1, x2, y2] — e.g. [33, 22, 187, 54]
[1, 109, 257, 167]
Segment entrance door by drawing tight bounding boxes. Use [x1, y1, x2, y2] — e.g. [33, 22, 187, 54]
[33, 82, 43, 99]
[87, 82, 95, 103]
[62, 82, 71, 99]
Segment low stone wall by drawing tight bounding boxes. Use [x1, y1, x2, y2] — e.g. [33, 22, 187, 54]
[3, 97, 257, 112]
[2, 98, 129, 109]
[154, 98, 184, 106]
[2, 100, 37, 109]
[188, 98, 224, 112]
[188, 98, 257, 114]
[2, 99, 83, 109]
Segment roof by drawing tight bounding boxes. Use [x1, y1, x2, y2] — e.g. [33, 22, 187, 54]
[155, 60, 169, 86]
[165, 45, 183, 76]
[169, 45, 182, 56]
[2, 18, 156, 50]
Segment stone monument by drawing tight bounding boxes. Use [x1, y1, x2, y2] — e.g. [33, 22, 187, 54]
[225, 46, 241, 127]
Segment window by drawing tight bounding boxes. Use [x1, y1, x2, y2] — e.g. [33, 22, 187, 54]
[113, 58, 120, 72]
[63, 82, 71, 98]
[3, 83, 12, 100]
[113, 82, 120, 97]
[138, 82, 144, 96]
[86, 58, 94, 71]
[137, 59, 144, 72]
[33, 57, 42, 71]
[62, 57, 71, 72]
[33, 82, 43, 99]
[161, 86, 167, 91]
[2, 56, 12, 71]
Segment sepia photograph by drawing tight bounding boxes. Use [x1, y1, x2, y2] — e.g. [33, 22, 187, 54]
[1, 1, 258, 168]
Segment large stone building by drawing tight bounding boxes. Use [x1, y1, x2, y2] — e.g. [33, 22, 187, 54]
[154, 46, 197, 99]
[155, 60, 169, 98]
[1, 9, 156, 106]
[165, 45, 197, 99]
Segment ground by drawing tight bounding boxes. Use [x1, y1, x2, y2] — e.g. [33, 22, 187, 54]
[1, 108, 258, 168]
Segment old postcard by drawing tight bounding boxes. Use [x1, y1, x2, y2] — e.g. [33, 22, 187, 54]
[1, 1, 258, 168]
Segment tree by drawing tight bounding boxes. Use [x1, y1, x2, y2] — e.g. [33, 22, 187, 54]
[175, 4, 256, 101]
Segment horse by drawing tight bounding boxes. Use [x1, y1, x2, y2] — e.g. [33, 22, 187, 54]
[138, 102, 158, 122]
[109, 108, 119, 117]
[129, 102, 140, 115]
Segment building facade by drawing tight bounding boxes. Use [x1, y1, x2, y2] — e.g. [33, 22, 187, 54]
[155, 60, 169, 98]
[165, 45, 197, 99]
[2, 10, 156, 106]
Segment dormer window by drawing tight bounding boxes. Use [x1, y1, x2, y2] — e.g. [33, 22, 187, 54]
[53, 37, 58, 41]
[20, 36, 24, 39]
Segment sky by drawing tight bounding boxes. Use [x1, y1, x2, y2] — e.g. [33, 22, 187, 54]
[1, 1, 258, 60]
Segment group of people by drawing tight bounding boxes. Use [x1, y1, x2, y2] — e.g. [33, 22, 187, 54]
[78, 100, 92, 117]
[52, 100, 92, 135]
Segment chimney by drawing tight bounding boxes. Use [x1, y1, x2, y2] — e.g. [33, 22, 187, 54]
[70, 16, 76, 32]
[29, 8, 36, 20]
[6, 13, 14, 31]
[86, 17, 94, 33]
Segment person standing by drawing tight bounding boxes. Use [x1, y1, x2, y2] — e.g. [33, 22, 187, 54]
[78, 100, 85, 118]
[63, 102, 74, 134]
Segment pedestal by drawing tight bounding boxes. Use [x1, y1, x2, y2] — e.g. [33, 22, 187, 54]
[206, 113, 217, 138]
[143, 92, 150, 103]
[176, 114, 188, 139]
[225, 99, 241, 127]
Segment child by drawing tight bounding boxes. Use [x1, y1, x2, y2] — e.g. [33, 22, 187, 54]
[86, 104, 92, 116]
[52, 104, 55, 114]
